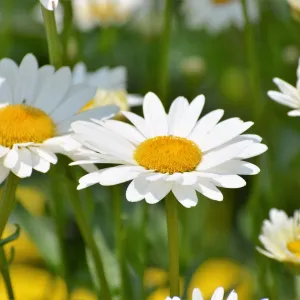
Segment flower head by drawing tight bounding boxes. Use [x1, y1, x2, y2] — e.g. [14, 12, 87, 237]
[181, 0, 259, 33]
[71, 92, 267, 208]
[257, 209, 300, 266]
[40, 0, 59, 11]
[0, 54, 118, 182]
[268, 58, 300, 116]
[72, 62, 143, 113]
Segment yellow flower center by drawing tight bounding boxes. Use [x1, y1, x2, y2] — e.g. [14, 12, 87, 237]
[0, 104, 56, 148]
[287, 240, 300, 257]
[213, 0, 233, 4]
[134, 136, 202, 174]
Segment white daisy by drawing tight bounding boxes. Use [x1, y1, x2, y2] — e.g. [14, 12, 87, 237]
[0, 53, 118, 182]
[40, 0, 59, 11]
[257, 209, 300, 265]
[71, 92, 267, 208]
[72, 62, 143, 112]
[73, 0, 144, 30]
[181, 0, 259, 34]
[166, 288, 238, 300]
[268, 58, 300, 117]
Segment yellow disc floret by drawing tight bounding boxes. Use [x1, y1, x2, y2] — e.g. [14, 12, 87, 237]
[287, 240, 300, 258]
[0, 104, 56, 148]
[134, 136, 202, 174]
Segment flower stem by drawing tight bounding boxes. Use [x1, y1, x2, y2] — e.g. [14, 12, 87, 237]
[67, 179, 112, 300]
[295, 276, 300, 300]
[0, 173, 19, 238]
[240, 0, 262, 120]
[159, 0, 173, 104]
[165, 193, 180, 297]
[0, 247, 14, 299]
[41, 5, 62, 69]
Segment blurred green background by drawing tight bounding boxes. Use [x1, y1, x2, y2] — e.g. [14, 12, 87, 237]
[0, 0, 299, 299]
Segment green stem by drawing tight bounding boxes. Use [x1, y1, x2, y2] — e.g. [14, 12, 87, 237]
[0, 173, 19, 238]
[159, 0, 173, 103]
[296, 276, 300, 300]
[140, 203, 148, 300]
[67, 180, 112, 300]
[0, 247, 14, 299]
[41, 5, 62, 69]
[165, 194, 180, 297]
[240, 0, 262, 120]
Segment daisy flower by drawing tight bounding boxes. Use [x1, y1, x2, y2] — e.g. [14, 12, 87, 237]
[257, 209, 300, 265]
[166, 288, 237, 300]
[73, 0, 144, 31]
[40, 0, 59, 11]
[268, 58, 300, 117]
[0, 53, 118, 183]
[181, 0, 259, 34]
[72, 62, 143, 113]
[71, 92, 267, 208]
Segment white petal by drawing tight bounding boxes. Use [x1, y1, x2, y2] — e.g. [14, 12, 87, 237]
[189, 109, 224, 144]
[3, 147, 19, 169]
[0, 58, 18, 103]
[78, 170, 104, 189]
[35, 67, 72, 114]
[29, 147, 58, 164]
[12, 148, 32, 178]
[237, 143, 268, 159]
[123, 111, 151, 138]
[56, 105, 119, 134]
[172, 184, 198, 208]
[126, 176, 149, 202]
[207, 160, 260, 175]
[101, 119, 145, 145]
[288, 109, 300, 117]
[193, 181, 223, 201]
[31, 151, 51, 173]
[0, 166, 10, 184]
[127, 94, 144, 107]
[192, 289, 203, 300]
[174, 95, 205, 137]
[267, 91, 299, 109]
[212, 175, 246, 188]
[165, 173, 182, 183]
[227, 291, 238, 300]
[168, 96, 189, 135]
[143, 92, 168, 136]
[198, 140, 252, 170]
[211, 287, 224, 300]
[98, 165, 145, 186]
[145, 180, 172, 204]
[0, 146, 9, 158]
[199, 119, 253, 151]
[273, 77, 300, 101]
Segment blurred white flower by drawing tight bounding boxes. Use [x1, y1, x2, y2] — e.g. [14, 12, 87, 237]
[166, 287, 238, 300]
[71, 92, 267, 208]
[181, 0, 259, 33]
[268, 58, 300, 117]
[72, 62, 143, 112]
[40, 0, 59, 11]
[0, 54, 118, 181]
[73, 0, 144, 30]
[257, 209, 300, 265]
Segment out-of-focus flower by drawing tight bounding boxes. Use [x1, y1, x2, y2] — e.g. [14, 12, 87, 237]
[188, 259, 252, 300]
[0, 265, 67, 299]
[3, 224, 41, 264]
[282, 46, 300, 64]
[72, 92, 267, 207]
[181, 56, 206, 78]
[15, 186, 46, 216]
[0, 53, 118, 182]
[257, 209, 300, 265]
[288, 0, 300, 19]
[181, 0, 259, 34]
[40, 0, 59, 11]
[166, 288, 238, 300]
[71, 288, 97, 300]
[73, 0, 144, 30]
[146, 259, 253, 300]
[268, 58, 300, 116]
[73, 62, 143, 114]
